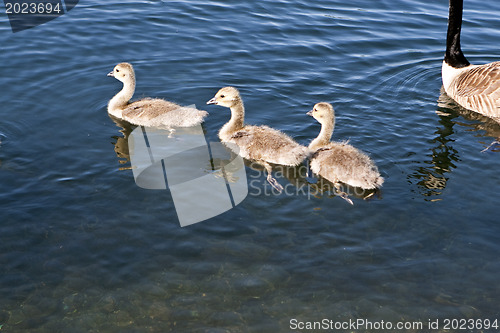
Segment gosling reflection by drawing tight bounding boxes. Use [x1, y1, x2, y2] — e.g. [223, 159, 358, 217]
[307, 176, 381, 204]
[119, 125, 248, 226]
[110, 115, 134, 170]
[245, 162, 309, 194]
[246, 161, 379, 204]
[109, 115, 380, 205]
[109, 115, 212, 171]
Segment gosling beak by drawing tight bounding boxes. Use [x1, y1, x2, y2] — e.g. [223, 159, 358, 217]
[206, 97, 217, 105]
[307, 109, 313, 116]
[107, 71, 114, 77]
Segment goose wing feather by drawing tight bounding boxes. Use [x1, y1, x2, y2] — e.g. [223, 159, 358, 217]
[456, 62, 500, 96]
[453, 62, 500, 117]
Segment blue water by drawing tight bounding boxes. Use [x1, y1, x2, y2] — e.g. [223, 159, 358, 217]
[1, 0, 500, 331]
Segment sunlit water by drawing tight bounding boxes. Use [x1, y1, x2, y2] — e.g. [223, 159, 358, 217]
[1, 0, 500, 332]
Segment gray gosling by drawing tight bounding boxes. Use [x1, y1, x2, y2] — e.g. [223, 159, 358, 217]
[308, 102, 383, 202]
[207, 86, 309, 192]
[107, 62, 207, 130]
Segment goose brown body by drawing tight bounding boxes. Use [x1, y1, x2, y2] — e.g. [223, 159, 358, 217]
[442, 0, 500, 120]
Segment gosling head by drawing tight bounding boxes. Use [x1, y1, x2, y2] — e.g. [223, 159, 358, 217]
[307, 102, 334, 125]
[206, 86, 241, 108]
[107, 62, 135, 83]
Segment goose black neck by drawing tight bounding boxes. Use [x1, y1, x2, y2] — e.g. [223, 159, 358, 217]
[445, 0, 470, 68]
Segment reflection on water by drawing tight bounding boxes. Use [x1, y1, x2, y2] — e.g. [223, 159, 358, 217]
[110, 120, 250, 226]
[3, 0, 500, 330]
[409, 88, 500, 199]
[437, 88, 500, 152]
[239, 161, 381, 205]
[110, 116, 134, 169]
[110, 116, 381, 208]
[408, 98, 458, 199]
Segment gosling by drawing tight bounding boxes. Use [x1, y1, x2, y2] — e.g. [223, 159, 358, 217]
[307, 102, 383, 197]
[207, 86, 309, 192]
[107, 62, 207, 129]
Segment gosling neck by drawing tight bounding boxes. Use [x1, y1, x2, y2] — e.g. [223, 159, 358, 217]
[108, 78, 135, 115]
[309, 118, 334, 151]
[219, 98, 245, 140]
[444, 0, 470, 68]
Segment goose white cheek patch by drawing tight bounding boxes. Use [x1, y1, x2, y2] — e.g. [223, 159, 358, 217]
[128, 110, 248, 227]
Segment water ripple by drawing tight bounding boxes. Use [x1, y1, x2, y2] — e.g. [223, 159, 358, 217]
[2, 0, 500, 331]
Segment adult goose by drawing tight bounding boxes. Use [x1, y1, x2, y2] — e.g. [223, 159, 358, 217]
[442, 0, 500, 120]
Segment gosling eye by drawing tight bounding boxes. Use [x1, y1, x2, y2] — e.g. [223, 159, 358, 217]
[116, 68, 120, 73]
[220, 94, 225, 98]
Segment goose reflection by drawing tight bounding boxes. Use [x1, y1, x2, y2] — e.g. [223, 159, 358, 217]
[108, 121, 249, 226]
[109, 118, 379, 205]
[245, 162, 309, 193]
[409, 88, 500, 199]
[308, 177, 381, 204]
[109, 115, 134, 170]
[245, 161, 378, 204]
[109, 115, 213, 172]
[437, 88, 500, 152]
[408, 92, 458, 199]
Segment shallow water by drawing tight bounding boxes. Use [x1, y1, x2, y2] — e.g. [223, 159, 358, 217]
[1, 0, 500, 332]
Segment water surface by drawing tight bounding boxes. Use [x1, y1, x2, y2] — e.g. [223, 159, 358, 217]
[1, 0, 500, 331]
